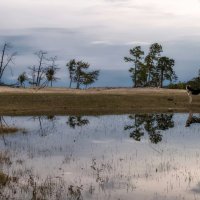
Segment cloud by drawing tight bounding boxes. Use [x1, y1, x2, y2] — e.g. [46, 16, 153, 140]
[125, 41, 151, 46]
[91, 40, 113, 45]
[0, 0, 200, 85]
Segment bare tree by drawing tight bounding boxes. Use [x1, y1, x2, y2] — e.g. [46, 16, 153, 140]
[29, 51, 60, 89]
[0, 42, 17, 84]
[29, 51, 48, 88]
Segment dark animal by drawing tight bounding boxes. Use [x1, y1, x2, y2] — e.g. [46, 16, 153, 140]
[186, 85, 200, 103]
[185, 111, 200, 127]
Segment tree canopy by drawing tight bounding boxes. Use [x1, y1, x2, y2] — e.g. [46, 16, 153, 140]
[66, 59, 100, 89]
[124, 43, 177, 88]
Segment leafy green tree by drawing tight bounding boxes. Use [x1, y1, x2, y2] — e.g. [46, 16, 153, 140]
[145, 43, 163, 86]
[73, 61, 90, 89]
[125, 43, 177, 87]
[66, 59, 76, 88]
[157, 56, 177, 88]
[82, 70, 100, 89]
[17, 72, 28, 87]
[67, 59, 100, 89]
[124, 46, 144, 87]
[136, 62, 148, 87]
[46, 57, 60, 87]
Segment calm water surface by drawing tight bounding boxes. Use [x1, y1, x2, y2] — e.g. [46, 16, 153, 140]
[1, 113, 200, 200]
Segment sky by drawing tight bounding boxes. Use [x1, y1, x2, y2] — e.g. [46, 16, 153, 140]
[0, 0, 200, 87]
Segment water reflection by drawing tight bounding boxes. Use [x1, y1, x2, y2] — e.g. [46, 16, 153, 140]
[1, 113, 200, 200]
[67, 116, 89, 129]
[31, 116, 57, 136]
[186, 111, 200, 127]
[124, 114, 174, 144]
[0, 116, 22, 146]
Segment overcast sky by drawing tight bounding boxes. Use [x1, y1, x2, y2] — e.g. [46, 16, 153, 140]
[0, 0, 200, 86]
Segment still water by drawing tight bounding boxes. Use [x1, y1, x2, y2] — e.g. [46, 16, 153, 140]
[1, 113, 200, 200]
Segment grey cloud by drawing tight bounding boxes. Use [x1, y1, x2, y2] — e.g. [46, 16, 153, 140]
[0, 35, 34, 54]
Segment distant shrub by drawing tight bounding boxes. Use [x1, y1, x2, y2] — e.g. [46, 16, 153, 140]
[187, 77, 200, 89]
[167, 82, 187, 89]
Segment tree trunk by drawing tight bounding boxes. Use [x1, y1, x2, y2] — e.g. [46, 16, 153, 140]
[160, 70, 163, 88]
[134, 61, 138, 88]
[69, 79, 72, 88]
[0, 44, 6, 82]
[134, 67, 137, 87]
[147, 71, 151, 85]
[76, 82, 80, 89]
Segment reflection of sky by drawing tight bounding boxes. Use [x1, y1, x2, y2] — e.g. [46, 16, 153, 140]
[1, 0, 200, 86]
[1, 114, 200, 199]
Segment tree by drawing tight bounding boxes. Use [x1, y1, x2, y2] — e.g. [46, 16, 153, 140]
[74, 61, 89, 89]
[124, 43, 177, 88]
[29, 51, 48, 87]
[157, 56, 177, 88]
[145, 43, 163, 86]
[0, 42, 17, 84]
[82, 70, 100, 89]
[136, 62, 148, 87]
[66, 59, 76, 88]
[29, 51, 58, 89]
[17, 72, 28, 87]
[66, 59, 100, 89]
[124, 46, 144, 87]
[46, 57, 60, 87]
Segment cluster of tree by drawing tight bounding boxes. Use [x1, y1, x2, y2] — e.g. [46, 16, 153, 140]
[0, 42, 100, 89]
[18, 51, 60, 88]
[0, 41, 181, 89]
[124, 43, 177, 88]
[124, 113, 174, 144]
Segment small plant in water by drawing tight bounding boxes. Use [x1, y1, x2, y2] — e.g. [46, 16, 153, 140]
[0, 171, 10, 187]
[67, 185, 83, 200]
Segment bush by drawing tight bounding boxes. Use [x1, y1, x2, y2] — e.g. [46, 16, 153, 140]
[167, 82, 187, 89]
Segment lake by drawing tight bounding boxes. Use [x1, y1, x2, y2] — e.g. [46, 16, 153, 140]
[1, 112, 200, 200]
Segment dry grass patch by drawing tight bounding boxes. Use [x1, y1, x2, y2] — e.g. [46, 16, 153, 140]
[0, 126, 19, 134]
[0, 171, 10, 186]
[0, 151, 12, 165]
[0, 87, 198, 115]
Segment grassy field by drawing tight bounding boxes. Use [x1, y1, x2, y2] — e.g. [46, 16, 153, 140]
[0, 87, 199, 115]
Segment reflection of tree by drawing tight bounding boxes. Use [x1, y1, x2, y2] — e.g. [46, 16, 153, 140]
[66, 116, 89, 129]
[186, 111, 200, 127]
[0, 116, 19, 146]
[31, 116, 56, 136]
[124, 115, 144, 141]
[124, 114, 174, 144]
